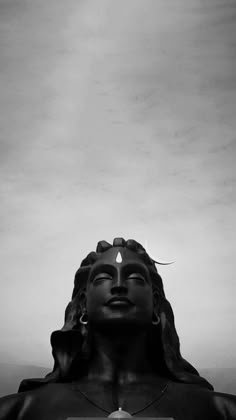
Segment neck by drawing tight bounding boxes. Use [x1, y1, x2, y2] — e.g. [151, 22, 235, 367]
[87, 325, 153, 384]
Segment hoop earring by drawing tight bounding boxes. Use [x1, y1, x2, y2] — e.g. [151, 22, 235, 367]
[79, 311, 88, 325]
[152, 312, 160, 326]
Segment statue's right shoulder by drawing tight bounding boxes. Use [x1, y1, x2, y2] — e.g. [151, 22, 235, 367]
[0, 383, 74, 419]
[0, 391, 28, 420]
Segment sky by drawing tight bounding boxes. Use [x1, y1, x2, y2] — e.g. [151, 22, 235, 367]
[0, 0, 236, 370]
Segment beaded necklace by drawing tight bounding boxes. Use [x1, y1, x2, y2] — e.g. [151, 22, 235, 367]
[72, 381, 169, 417]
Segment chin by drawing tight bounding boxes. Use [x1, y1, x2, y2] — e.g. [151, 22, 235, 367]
[93, 316, 150, 331]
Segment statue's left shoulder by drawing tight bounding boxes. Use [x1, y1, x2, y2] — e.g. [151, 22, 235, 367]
[211, 391, 236, 419]
[168, 382, 236, 419]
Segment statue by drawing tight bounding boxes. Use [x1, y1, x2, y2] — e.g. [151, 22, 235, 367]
[0, 237, 236, 419]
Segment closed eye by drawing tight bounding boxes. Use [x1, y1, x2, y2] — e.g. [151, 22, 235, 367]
[93, 272, 113, 283]
[127, 273, 146, 283]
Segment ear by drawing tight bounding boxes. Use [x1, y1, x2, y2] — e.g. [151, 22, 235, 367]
[153, 290, 160, 312]
[78, 289, 87, 312]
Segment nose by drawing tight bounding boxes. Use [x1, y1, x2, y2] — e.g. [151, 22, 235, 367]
[110, 270, 128, 295]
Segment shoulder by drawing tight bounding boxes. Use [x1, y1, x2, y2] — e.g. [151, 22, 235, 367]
[0, 385, 60, 419]
[168, 382, 236, 418]
[0, 383, 76, 420]
[212, 391, 236, 418]
[0, 391, 25, 420]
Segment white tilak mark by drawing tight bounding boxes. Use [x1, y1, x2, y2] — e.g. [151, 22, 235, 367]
[116, 251, 122, 263]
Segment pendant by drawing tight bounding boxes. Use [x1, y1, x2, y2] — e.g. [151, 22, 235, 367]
[108, 407, 132, 417]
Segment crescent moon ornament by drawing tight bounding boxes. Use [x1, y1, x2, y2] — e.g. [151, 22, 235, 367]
[144, 240, 175, 265]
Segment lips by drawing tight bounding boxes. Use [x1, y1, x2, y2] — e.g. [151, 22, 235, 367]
[105, 297, 134, 306]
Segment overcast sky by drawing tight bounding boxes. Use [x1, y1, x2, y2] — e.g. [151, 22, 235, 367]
[0, 0, 236, 370]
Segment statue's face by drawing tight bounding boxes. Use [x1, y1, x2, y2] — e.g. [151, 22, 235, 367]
[86, 247, 154, 328]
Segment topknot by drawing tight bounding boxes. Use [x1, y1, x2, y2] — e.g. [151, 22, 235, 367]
[113, 237, 126, 247]
[96, 240, 112, 253]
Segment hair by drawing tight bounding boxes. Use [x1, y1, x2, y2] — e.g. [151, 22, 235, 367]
[19, 238, 213, 392]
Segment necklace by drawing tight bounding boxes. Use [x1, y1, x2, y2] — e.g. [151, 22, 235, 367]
[71, 381, 169, 417]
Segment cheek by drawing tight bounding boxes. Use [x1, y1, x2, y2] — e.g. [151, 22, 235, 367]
[86, 284, 109, 312]
[134, 290, 153, 314]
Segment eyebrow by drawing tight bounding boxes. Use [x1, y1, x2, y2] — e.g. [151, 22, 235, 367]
[122, 262, 147, 272]
[90, 262, 149, 277]
[92, 263, 115, 272]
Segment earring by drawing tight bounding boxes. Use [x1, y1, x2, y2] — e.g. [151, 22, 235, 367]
[79, 310, 88, 325]
[152, 312, 160, 326]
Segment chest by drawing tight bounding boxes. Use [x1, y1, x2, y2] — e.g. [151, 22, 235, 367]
[19, 382, 220, 420]
[72, 380, 169, 415]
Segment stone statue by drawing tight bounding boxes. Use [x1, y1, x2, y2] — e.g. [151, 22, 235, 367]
[0, 237, 236, 419]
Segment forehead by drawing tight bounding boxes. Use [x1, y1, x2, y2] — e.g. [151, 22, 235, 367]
[89, 247, 150, 273]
